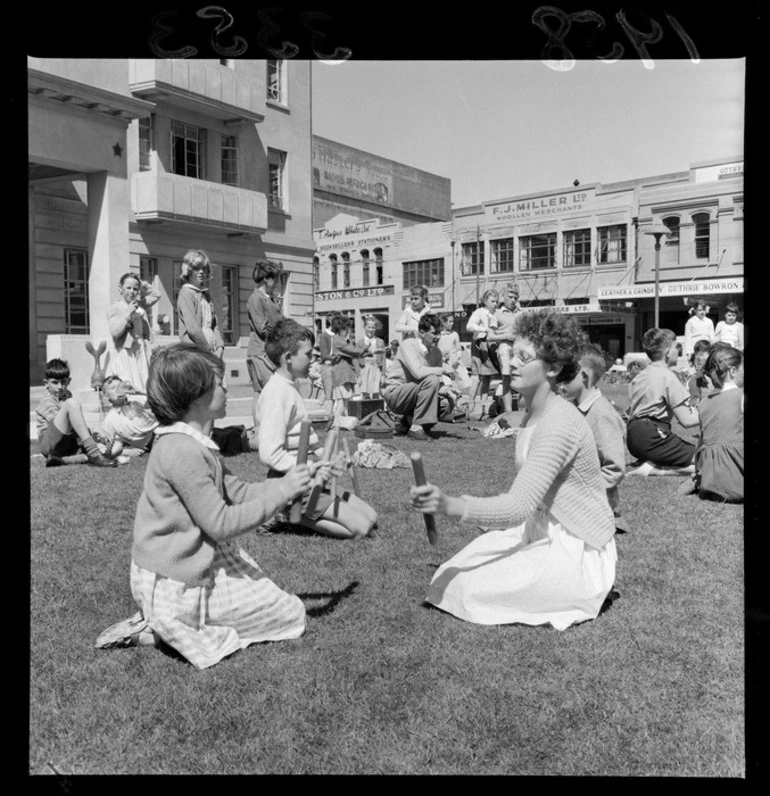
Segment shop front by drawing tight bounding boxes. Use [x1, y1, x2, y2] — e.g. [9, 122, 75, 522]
[554, 304, 635, 361]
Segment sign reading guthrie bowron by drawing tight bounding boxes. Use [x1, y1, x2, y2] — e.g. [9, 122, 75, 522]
[315, 286, 396, 301]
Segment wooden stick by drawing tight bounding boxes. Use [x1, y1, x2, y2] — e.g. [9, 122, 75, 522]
[341, 437, 361, 496]
[410, 452, 438, 546]
[330, 430, 339, 517]
[304, 425, 339, 517]
[289, 419, 312, 524]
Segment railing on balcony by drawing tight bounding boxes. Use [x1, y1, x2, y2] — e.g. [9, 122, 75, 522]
[132, 171, 268, 233]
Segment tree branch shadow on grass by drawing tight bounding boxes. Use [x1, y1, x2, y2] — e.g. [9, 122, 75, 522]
[297, 580, 360, 618]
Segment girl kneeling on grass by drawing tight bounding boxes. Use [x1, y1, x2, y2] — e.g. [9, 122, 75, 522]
[410, 309, 617, 630]
[96, 343, 312, 669]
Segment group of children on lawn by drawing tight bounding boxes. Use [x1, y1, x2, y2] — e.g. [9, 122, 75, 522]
[35, 256, 744, 668]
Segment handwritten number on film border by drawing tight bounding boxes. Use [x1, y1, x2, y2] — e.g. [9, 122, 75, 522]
[532, 6, 701, 71]
[147, 6, 351, 60]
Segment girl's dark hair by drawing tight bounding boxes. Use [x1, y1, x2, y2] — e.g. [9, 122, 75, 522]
[512, 309, 588, 383]
[725, 302, 739, 314]
[253, 259, 283, 285]
[146, 343, 224, 425]
[704, 343, 743, 389]
[689, 338, 712, 366]
[265, 319, 315, 365]
[330, 313, 351, 334]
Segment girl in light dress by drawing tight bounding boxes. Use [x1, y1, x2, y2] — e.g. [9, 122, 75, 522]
[410, 309, 617, 630]
[96, 343, 312, 668]
[466, 289, 500, 419]
[714, 302, 744, 351]
[356, 316, 386, 398]
[683, 300, 715, 359]
[106, 273, 161, 393]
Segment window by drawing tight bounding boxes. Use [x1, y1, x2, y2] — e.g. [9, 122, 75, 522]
[139, 256, 157, 284]
[461, 241, 484, 275]
[64, 249, 90, 334]
[490, 238, 514, 273]
[171, 121, 205, 179]
[693, 213, 710, 259]
[267, 59, 286, 103]
[374, 248, 384, 285]
[313, 256, 320, 290]
[342, 252, 351, 288]
[361, 249, 370, 287]
[662, 216, 680, 264]
[563, 296, 590, 305]
[221, 265, 237, 345]
[268, 148, 287, 210]
[138, 116, 153, 172]
[563, 229, 592, 268]
[221, 135, 239, 186]
[520, 233, 556, 270]
[597, 225, 627, 264]
[220, 59, 234, 68]
[403, 258, 445, 289]
[330, 255, 338, 290]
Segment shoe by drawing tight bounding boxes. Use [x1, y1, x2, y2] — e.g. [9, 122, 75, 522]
[95, 612, 148, 649]
[677, 477, 698, 496]
[395, 418, 410, 436]
[406, 427, 429, 441]
[88, 452, 118, 468]
[627, 461, 654, 476]
[45, 456, 65, 468]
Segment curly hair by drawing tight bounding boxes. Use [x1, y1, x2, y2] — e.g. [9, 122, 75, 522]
[512, 309, 588, 383]
[704, 343, 742, 389]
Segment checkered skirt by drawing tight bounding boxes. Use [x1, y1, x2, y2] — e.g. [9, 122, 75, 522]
[130, 541, 306, 669]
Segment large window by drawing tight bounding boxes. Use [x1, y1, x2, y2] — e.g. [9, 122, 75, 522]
[268, 148, 287, 210]
[597, 225, 627, 264]
[361, 249, 370, 287]
[520, 233, 556, 270]
[342, 252, 351, 288]
[403, 258, 445, 289]
[490, 238, 515, 273]
[138, 116, 153, 172]
[267, 59, 286, 103]
[461, 241, 484, 275]
[330, 255, 338, 290]
[693, 212, 710, 259]
[374, 248, 384, 285]
[171, 121, 205, 179]
[662, 217, 680, 264]
[139, 256, 157, 284]
[221, 135, 239, 186]
[220, 265, 237, 345]
[64, 249, 90, 334]
[563, 228, 592, 267]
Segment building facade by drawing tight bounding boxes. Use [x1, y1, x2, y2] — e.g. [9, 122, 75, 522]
[29, 57, 315, 388]
[313, 155, 743, 358]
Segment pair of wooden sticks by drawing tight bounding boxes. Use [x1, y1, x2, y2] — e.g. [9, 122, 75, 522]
[289, 420, 360, 522]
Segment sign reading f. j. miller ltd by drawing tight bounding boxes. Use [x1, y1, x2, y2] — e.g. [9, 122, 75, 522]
[485, 189, 592, 223]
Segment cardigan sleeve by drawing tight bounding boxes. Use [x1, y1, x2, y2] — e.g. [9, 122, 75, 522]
[107, 301, 133, 342]
[140, 280, 161, 309]
[166, 444, 292, 541]
[177, 286, 209, 349]
[222, 464, 293, 506]
[395, 310, 417, 335]
[460, 410, 582, 528]
[591, 409, 627, 491]
[466, 309, 488, 336]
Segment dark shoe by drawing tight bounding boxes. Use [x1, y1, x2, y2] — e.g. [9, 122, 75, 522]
[406, 428, 429, 441]
[45, 456, 65, 467]
[395, 417, 410, 436]
[88, 452, 118, 468]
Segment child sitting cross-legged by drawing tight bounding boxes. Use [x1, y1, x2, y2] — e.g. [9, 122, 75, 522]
[96, 375, 159, 458]
[256, 319, 378, 539]
[560, 344, 629, 533]
[36, 358, 117, 468]
[95, 343, 310, 667]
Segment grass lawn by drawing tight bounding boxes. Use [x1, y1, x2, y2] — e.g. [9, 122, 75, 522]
[28, 396, 745, 776]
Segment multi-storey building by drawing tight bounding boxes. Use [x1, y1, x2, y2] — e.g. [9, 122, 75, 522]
[28, 57, 314, 388]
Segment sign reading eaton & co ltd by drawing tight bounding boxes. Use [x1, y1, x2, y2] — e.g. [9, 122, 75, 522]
[316, 286, 395, 302]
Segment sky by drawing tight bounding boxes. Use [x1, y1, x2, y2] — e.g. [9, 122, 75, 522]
[310, 59, 745, 209]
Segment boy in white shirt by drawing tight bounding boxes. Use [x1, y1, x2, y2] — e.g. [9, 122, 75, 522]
[97, 375, 159, 456]
[256, 319, 378, 539]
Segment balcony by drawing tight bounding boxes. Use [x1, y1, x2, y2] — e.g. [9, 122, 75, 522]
[132, 171, 267, 234]
[129, 60, 264, 125]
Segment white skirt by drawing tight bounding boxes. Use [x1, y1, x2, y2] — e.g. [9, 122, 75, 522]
[130, 541, 306, 669]
[426, 507, 617, 630]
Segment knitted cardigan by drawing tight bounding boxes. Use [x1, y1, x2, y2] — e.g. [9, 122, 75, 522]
[460, 393, 616, 550]
[132, 426, 294, 585]
[177, 283, 224, 351]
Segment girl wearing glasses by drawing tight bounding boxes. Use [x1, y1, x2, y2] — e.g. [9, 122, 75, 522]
[410, 309, 617, 630]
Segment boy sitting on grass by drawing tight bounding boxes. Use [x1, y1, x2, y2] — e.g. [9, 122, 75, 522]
[561, 344, 629, 533]
[96, 375, 159, 458]
[256, 319, 378, 539]
[35, 358, 117, 468]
